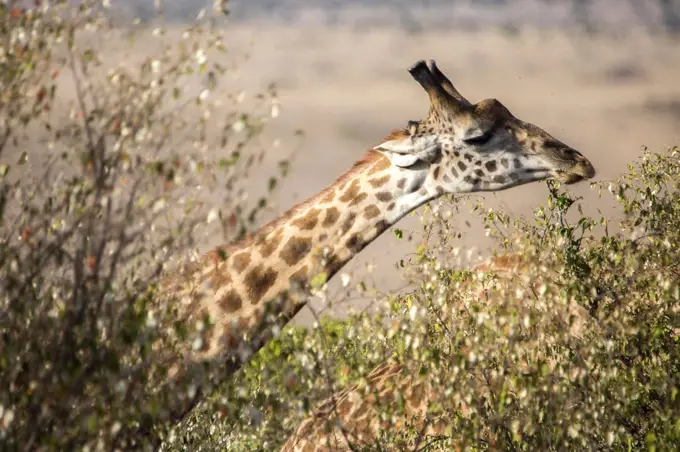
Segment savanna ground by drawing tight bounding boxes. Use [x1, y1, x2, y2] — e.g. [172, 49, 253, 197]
[2, 2, 680, 450]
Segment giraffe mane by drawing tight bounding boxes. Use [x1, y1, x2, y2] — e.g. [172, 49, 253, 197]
[380, 128, 410, 143]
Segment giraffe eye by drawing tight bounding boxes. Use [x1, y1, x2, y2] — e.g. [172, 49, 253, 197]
[464, 131, 493, 146]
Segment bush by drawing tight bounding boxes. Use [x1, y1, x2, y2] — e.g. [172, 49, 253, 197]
[172, 147, 680, 451]
[0, 2, 290, 449]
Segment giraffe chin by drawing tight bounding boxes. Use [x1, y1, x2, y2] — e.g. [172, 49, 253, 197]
[553, 171, 587, 185]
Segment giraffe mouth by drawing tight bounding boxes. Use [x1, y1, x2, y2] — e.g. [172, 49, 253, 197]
[554, 171, 587, 184]
[552, 159, 596, 185]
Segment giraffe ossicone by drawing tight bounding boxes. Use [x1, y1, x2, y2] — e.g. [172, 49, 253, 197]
[158, 59, 595, 430]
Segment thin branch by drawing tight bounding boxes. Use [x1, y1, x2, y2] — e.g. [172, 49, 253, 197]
[300, 301, 361, 452]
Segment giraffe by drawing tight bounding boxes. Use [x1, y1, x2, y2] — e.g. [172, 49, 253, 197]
[157, 59, 595, 429]
[281, 253, 593, 451]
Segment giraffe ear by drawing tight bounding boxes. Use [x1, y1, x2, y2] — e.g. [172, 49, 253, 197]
[373, 135, 439, 168]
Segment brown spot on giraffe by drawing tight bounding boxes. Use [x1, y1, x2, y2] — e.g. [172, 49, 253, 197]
[363, 204, 380, 219]
[345, 234, 363, 252]
[464, 175, 480, 185]
[290, 265, 308, 287]
[236, 315, 250, 331]
[368, 174, 390, 188]
[324, 253, 342, 275]
[220, 318, 248, 349]
[340, 213, 357, 235]
[291, 208, 321, 231]
[374, 219, 389, 234]
[367, 155, 391, 175]
[397, 178, 407, 189]
[244, 264, 278, 304]
[259, 230, 283, 258]
[253, 231, 268, 246]
[279, 236, 313, 266]
[376, 192, 393, 202]
[348, 192, 368, 206]
[218, 290, 243, 313]
[231, 252, 250, 273]
[252, 306, 265, 324]
[209, 266, 232, 288]
[322, 207, 340, 227]
[224, 332, 238, 350]
[339, 179, 361, 203]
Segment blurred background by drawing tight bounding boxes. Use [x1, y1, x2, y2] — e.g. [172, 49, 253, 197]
[119, 0, 680, 32]
[107, 0, 680, 324]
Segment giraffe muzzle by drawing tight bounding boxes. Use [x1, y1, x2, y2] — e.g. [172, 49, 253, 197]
[554, 156, 596, 184]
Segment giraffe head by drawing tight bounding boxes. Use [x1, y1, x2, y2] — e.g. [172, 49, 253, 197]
[374, 60, 595, 194]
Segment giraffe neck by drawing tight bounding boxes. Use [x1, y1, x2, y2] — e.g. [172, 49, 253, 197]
[168, 149, 436, 366]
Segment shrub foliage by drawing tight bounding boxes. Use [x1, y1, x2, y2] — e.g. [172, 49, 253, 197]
[0, 2, 289, 449]
[173, 148, 680, 451]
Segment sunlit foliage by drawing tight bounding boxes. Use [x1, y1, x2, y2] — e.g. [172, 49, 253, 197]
[0, 1, 290, 449]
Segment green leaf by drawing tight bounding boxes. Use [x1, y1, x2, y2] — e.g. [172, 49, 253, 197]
[310, 272, 327, 289]
[82, 48, 95, 63]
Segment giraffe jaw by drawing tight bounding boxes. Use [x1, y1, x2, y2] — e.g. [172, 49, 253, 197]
[552, 158, 597, 184]
[554, 171, 586, 184]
